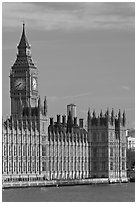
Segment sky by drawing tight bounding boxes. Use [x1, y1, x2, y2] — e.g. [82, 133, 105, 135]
[2, 2, 135, 128]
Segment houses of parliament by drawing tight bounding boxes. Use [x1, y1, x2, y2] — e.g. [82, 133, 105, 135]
[2, 24, 128, 186]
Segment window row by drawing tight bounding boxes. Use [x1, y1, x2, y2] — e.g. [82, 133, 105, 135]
[3, 145, 40, 157]
[42, 161, 88, 172]
[3, 161, 40, 173]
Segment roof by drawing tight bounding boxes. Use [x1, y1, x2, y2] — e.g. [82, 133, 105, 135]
[17, 23, 30, 49]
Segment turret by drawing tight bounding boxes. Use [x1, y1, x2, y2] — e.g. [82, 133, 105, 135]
[122, 110, 126, 127]
[50, 117, 54, 126]
[67, 110, 73, 126]
[43, 96, 48, 116]
[38, 96, 41, 115]
[62, 115, 66, 125]
[57, 115, 61, 124]
[9, 115, 14, 130]
[87, 108, 91, 128]
[88, 108, 91, 118]
[118, 109, 121, 124]
[74, 117, 77, 126]
[100, 109, 103, 118]
[111, 108, 114, 125]
[118, 109, 121, 119]
[105, 108, 110, 121]
[93, 109, 96, 118]
[79, 118, 84, 128]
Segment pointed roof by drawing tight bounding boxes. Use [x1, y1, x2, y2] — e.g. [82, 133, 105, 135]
[17, 23, 30, 49]
[88, 107, 91, 116]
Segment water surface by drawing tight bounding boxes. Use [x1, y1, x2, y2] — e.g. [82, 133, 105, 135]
[2, 182, 135, 202]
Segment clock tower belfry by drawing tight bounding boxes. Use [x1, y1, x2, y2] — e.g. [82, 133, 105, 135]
[10, 23, 39, 119]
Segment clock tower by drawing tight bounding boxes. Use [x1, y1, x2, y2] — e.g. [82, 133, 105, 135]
[10, 24, 39, 118]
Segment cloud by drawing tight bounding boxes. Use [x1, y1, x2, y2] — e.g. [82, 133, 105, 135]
[61, 92, 91, 100]
[48, 92, 91, 102]
[2, 2, 134, 31]
[121, 85, 130, 91]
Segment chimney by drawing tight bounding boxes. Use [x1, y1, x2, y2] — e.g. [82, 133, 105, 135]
[50, 118, 54, 125]
[57, 115, 61, 124]
[79, 118, 83, 128]
[67, 104, 76, 121]
[62, 115, 66, 124]
[74, 117, 77, 126]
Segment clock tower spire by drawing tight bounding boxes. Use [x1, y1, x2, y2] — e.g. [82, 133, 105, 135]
[10, 24, 39, 119]
[17, 23, 31, 56]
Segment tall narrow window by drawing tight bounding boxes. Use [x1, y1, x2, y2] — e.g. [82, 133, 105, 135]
[28, 146, 30, 156]
[122, 147, 125, 157]
[4, 162, 6, 172]
[122, 161, 125, 170]
[37, 146, 39, 157]
[9, 145, 11, 156]
[42, 122, 45, 132]
[19, 162, 21, 172]
[14, 162, 16, 172]
[19, 146, 21, 156]
[4, 145, 6, 156]
[110, 147, 113, 157]
[14, 145, 16, 156]
[23, 162, 26, 172]
[37, 162, 39, 172]
[28, 162, 30, 172]
[110, 162, 113, 170]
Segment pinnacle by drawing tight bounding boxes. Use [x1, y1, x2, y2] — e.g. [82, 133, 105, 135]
[18, 23, 30, 49]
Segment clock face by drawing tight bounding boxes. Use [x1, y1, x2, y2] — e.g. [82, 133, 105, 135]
[14, 78, 25, 90]
[32, 77, 37, 90]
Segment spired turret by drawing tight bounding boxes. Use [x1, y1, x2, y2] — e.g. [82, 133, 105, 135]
[111, 109, 114, 125]
[44, 96, 48, 116]
[88, 108, 91, 119]
[87, 108, 91, 128]
[118, 109, 121, 122]
[115, 109, 126, 128]
[38, 95, 41, 115]
[122, 110, 126, 127]
[100, 109, 103, 118]
[17, 23, 31, 56]
[105, 108, 110, 121]
[92, 109, 96, 118]
[87, 108, 126, 128]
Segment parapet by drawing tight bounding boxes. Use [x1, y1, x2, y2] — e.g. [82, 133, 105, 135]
[87, 108, 126, 128]
[48, 114, 86, 135]
[2, 115, 40, 133]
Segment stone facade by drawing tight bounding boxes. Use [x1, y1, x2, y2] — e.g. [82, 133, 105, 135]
[87, 109, 127, 182]
[2, 98, 48, 183]
[43, 115, 89, 180]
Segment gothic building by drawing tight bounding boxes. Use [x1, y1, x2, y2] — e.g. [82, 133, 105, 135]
[44, 110, 89, 180]
[2, 24, 48, 183]
[2, 24, 128, 185]
[87, 109, 127, 182]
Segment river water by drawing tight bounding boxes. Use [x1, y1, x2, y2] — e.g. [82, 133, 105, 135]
[2, 182, 135, 202]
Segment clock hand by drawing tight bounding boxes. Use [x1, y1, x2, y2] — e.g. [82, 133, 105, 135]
[16, 82, 22, 88]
